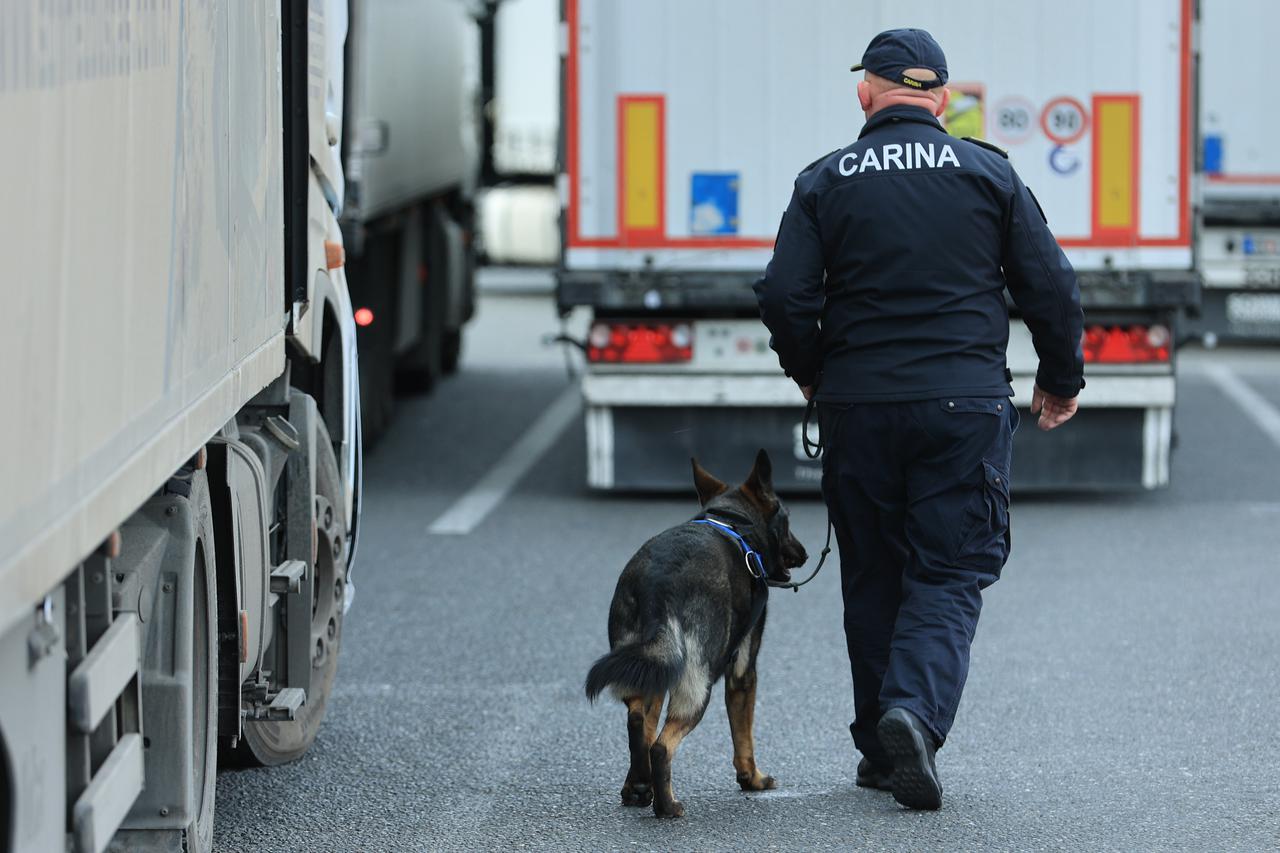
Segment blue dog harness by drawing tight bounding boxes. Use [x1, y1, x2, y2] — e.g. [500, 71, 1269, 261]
[691, 517, 768, 585]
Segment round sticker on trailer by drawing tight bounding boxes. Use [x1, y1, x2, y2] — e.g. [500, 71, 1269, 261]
[1040, 97, 1088, 145]
[992, 97, 1036, 145]
[1048, 145, 1080, 176]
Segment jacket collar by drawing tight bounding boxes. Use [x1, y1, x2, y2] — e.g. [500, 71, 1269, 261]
[858, 104, 944, 139]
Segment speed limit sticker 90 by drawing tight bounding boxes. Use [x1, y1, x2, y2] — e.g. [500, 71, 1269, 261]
[1040, 97, 1089, 145]
[992, 97, 1036, 146]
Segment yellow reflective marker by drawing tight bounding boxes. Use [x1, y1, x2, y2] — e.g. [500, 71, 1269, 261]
[1092, 95, 1139, 237]
[618, 96, 664, 236]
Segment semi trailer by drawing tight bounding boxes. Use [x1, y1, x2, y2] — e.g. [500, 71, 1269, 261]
[341, 0, 481, 442]
[1192, 0, 1280, 343]
[558, 0, 1200, 491]
[0, 2, 359, 850]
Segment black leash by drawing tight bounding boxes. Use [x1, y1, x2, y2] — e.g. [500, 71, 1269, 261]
[767, 387, 835, 592]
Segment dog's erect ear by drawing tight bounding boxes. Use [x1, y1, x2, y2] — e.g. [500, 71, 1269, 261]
[691, 458, 729, 506]
[744, 448, 775, 498]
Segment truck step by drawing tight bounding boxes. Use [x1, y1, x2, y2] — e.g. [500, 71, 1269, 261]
[267, 687, 306, 721]
[269, 560, 307, 594]
[68, 613, 140, 734]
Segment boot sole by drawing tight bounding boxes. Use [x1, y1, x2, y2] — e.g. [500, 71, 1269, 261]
[878, 713, 943, 810]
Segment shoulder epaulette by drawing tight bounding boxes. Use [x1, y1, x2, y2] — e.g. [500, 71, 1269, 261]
[801, 149, 840, 175]
[962, 137, 1008, 158]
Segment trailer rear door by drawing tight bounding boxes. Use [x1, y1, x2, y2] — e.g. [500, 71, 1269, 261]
[562, 0, 1193, 280]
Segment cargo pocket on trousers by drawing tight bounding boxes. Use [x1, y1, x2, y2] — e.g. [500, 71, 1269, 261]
[955, 460, 1011, 575]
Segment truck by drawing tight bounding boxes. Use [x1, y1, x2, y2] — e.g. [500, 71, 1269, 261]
[476, 0, 562, 265]
[1, 2, 359, 851]
[558, 0, 1200, 491]
[1192, 0, 1280, 343]
[341, 0, 481, 442]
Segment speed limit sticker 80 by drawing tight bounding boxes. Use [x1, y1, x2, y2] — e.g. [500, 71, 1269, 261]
[992, 97, 1036, 146]
[1040, 97, 1089, 145]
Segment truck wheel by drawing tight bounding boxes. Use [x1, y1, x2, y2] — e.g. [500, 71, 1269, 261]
[239, 418, 346, 765]
[186, 521, 219, 852]
[441, 329, 462, 374]
[360, 353, 393, 446]
[113, 470, 218, 851]
[353, 229, 398, 445]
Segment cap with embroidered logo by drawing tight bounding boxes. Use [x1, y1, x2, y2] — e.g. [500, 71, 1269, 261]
[851, 28, 949, 91]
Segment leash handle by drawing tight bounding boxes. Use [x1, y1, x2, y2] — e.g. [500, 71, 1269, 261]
[801, 375, 823, 459]
[776, 382, 834, 590]
[801, 397, 824, 460]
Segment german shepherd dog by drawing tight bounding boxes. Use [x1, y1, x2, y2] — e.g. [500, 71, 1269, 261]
[585, 450, 808, 818]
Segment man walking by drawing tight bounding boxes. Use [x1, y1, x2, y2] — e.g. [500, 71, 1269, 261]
[754, 28, 1084, 810]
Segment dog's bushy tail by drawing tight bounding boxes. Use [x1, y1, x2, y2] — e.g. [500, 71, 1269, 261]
[584, 621, 684, 702]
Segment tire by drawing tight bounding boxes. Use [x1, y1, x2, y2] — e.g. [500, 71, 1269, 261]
[395, 208, 445, 394]
[359, 352, 393, 446]
[238, 417, 346, 765]
[115, 471, 218, 852]
[186, 502, 218, 845]
[441, 328, 462, 375]
[186, 499, 219, 852]
[353, 230, 398, 445]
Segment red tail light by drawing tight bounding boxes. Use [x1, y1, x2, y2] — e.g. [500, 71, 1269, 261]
[354, 307, 375, 327]
[587, 322, 693, 363]
[1083, 324, 1170, 364]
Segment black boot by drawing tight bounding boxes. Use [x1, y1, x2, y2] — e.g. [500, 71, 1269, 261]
[855, 757, 893, 791]
[877, 708, 943, 810]
[850, 722, 893, 791]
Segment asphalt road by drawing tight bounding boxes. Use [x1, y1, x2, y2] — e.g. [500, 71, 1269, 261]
[215, 290, 1280, 852]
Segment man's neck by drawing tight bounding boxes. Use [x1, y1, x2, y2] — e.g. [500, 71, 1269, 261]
[867, 92, 939, 117]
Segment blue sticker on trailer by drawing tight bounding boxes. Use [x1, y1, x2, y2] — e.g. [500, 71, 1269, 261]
[1203, 134, 1223, 175]
[1048, 144, 1080, 176]
[690, 172, 740, 235]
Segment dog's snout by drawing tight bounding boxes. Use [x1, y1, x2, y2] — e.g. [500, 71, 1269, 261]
[784, 537, 808, 568]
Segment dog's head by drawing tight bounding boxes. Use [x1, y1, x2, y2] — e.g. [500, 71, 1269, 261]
[691, 449, 809, 583]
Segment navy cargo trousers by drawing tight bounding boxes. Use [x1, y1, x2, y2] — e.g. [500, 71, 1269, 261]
[819, 396, 1017, 762]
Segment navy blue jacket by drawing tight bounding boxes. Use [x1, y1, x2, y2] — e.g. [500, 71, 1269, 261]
[754, 104, 1084, 402]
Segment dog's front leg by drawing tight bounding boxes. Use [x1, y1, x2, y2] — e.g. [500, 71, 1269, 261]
[726, 664, 776, 791]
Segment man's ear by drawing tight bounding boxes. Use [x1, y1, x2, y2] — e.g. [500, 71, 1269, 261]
[857, 79, 873, 112]
[743, 448, 774, 499]
[691, 458, 729, 507]
[935, 86, 951, 118]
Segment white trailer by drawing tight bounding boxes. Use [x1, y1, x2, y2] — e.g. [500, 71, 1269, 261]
[477, 0, 562, 265]
[341, 0, 481, 441]
[559, 0, 1198, 491]
[1193, 0, 1280, 341]
[0, 3, 360, 850]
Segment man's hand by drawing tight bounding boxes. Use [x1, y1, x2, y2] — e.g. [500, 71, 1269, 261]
[1030, 384, 1078, 431]
[800, 384, 815, 401]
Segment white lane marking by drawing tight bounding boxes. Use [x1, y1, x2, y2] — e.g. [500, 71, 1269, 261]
[1203, 364, 1280, 448]
[428, 384, 582, 535]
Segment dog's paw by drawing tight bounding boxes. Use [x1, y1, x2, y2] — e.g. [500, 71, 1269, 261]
[620, 782, 653, 807]
[652, 797, 685, 819]
[736, 770, 778, 792]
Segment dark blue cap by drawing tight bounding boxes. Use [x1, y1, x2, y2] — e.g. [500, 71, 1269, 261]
[851, 28, 949, 90]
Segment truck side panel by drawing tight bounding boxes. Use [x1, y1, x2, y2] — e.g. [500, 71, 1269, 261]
[345, 0, 478, 221]
[0, 5, 285, 633]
